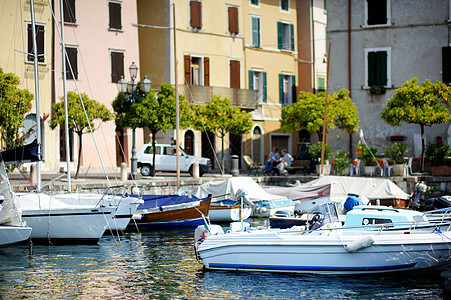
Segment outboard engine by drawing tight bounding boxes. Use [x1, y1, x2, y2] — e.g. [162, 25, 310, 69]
[411, 182, 428, 209]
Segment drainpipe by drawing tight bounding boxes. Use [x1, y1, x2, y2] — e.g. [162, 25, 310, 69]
[348, 0, 353, 155]
[311, 0, 316, 93]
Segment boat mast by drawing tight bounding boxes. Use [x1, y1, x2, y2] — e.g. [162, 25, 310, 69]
[60, 0, 71, 191]
[173, 3, 180, 191]
[320, 41, 331, 176]
[30, 0, 41, 192]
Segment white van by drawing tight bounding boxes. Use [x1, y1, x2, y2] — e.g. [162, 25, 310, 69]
[136, 143, 211, 176]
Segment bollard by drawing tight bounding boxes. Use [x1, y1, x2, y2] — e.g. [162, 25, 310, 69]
[192, 161, 199, 178]
[230, 155, 239, 176]
[30, 164, 37, 187]
[120, 162, 128, 181]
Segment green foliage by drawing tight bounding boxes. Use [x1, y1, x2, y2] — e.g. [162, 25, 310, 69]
[310, 142, 331, 161]
[332, 150, 351, 175]
[426, 143, 451, 166]
[381, 78, 451, 127]
[281, 89, 359, 134]
[384, 142, 408, 165]
[357, 143, 378, 166]
[0, 68, 33, 150]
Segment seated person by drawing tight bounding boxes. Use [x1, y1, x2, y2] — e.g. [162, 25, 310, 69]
[276, 149, 293, 176]
[265, 147, 280, 172]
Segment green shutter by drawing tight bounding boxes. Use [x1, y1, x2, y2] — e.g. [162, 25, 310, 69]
[368, 52, 376, 87]
[279, 74, 284, 104]
[376, 51, 387, 86]
[263, 72, 267, 103]
[249, 70, 254, 90]
[290, 24, 294, 51]
[291, 75, 296, 103]
[277, 22, 283, 50]
[252, 17, 260, 46]
[318, 77, 325, 91]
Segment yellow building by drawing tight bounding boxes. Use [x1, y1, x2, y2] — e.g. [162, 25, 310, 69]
[137, 0, 298, 171]
[0, 0, 57, 172]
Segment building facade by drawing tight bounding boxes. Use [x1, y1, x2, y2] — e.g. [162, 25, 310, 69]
[327, 0, 450, 159]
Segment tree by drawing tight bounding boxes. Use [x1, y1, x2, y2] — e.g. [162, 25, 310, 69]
[381, 78, 451, 172]
[112, 83, 192, 177]
[194, 95, 253, 174]
[49, 91, 114, 179]
[0, 68, 33, 151]
[281, 89, 359, 139]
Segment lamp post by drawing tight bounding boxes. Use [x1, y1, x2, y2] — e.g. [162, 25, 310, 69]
[117, 62, 151, 179]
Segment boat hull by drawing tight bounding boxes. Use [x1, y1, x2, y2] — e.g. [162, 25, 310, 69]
[0, 225, 32, 246]
[209, 205, 252, 222]
[135, 198, 211, 227]
[197, 229, 451, 274]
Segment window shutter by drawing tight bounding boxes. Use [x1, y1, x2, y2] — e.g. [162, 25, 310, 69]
[64, 0, 76, 23]
[230, 60, 240, 89]
[111, 52, 124, 83]
[291, 75, 296, 103]
[252, 17, 260, 46]
[277, 22, 283, 50]
[367, 0, 387, 25]
[442, 47, 451, 85]
[376, 51, 387, 86]
[109, 2, 122, 30]
[290, 24, 294, 51]
[279, 74, 284, 104]
[37, 25, 45, 63]
[190, 1, 202, 29]
[228, 7, 239, 34]
[249, 70, 254, 90]
[66, 47, 78, 80]
[368, 52, 376, 87]
[263, 72, 267, 103]
[204, 57, 210, 86]
[184, 55, 191, 84]
[27, 24, 33, 61]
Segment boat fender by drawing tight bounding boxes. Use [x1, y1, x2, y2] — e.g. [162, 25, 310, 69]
[345, 235, 375, 253]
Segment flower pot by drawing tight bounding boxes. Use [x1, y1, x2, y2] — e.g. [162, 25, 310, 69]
[393, 164, 405, 176]
[363, 166, 376, 176]
[316, 164, 331, 175]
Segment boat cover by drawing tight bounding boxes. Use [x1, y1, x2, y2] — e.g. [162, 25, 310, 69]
[300, 176, 409, 200]
[0, 140, 40, 164]
[138, 194, 210, 210]
[0, 162, 25, 226]
[264, 184, 331, 202]
[193, 177, 288, 203]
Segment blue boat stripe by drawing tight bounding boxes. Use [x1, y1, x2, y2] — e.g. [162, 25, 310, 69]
[208, 262, 417, 272]
[22, 212, 112, 218]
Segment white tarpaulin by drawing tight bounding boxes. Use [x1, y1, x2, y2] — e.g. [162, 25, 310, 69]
[300, 176, 410, 200]
[193, 177, 288, 203]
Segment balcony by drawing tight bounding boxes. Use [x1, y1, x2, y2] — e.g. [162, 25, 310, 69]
[178, 84, 258, 111]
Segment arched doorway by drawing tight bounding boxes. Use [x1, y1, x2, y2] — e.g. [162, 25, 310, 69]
[184, 130, 194, 155]
[252, 126, 262, 164]
[298, 129, 311, 143]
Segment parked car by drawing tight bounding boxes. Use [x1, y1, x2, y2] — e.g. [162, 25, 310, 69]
[136, 144, 211, 177]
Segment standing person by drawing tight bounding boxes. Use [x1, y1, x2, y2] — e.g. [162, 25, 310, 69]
[265, 147, 280, 173]
[276, 149, 293, 176]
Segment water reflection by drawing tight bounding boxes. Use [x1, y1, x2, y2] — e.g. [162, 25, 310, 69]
[0, 229, 448, 299]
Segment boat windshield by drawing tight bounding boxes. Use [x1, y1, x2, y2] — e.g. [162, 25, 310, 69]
[307, 202, 340, 229]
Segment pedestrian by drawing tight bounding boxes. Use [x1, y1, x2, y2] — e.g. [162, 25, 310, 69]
[276, 149, 293, 176]
[265, 147, 280, 173]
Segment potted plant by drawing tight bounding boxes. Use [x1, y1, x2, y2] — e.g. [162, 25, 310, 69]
[369, 85, 386, 95]
[332, 150, 351, 176]
[426, 143, 451, 175]
[384, 142, 408, 176]
[357, 143, 378, 176]
[310, 142, 331, 175]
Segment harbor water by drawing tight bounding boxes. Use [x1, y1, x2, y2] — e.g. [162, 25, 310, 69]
[0, 228, 449, 299]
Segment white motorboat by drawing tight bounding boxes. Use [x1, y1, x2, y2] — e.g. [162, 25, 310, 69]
[0, 163, 32, 246]
[195, 203, 451, 274]
[193, 177, 295, 217]
[53, 187, 144, 231]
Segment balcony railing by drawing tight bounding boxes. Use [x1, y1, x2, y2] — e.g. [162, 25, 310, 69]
[178, 84, 258, 110]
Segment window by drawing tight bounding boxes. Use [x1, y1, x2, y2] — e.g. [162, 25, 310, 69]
[277, 21, 294, 51]
[63, 0, 76, 24]
[184, 55, 209, 86]
[65, 47, 78, 80]
[365, 0, 390, 26]
[249, 70, 267, 103]
[279, 74, 296, 104]
[442, 47, 451, 85]
[230, 60, 240, 89]
[228, 6, 239, 34]
[251, 16, 260, 47]
[109, 2, 121, 30]
[365, 48, 391, 88]
[27, 23, 45, 63]
[111, 51, 124, 83]
[190, 0, 202, 29]
[250, 0, 259, 6]
[317, 77, 326, 93]
[280, 0, 289, 12]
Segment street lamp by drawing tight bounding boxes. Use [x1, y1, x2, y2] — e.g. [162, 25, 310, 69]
[116, 62, 151, 179]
